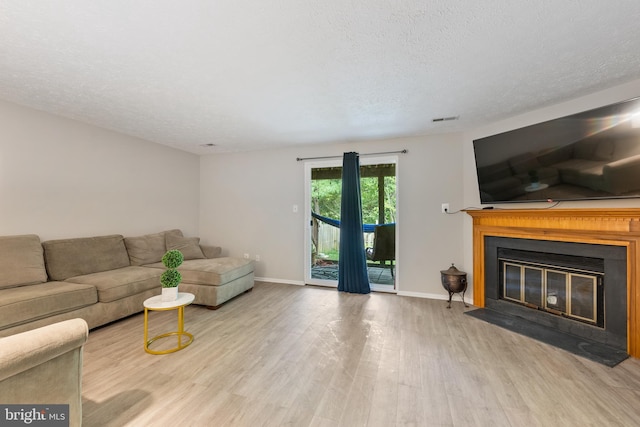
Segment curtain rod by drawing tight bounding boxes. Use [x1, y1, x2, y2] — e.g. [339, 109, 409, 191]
[296, 149, 407, 161]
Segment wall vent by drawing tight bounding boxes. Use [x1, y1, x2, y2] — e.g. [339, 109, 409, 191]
[432, 116, 459, 122]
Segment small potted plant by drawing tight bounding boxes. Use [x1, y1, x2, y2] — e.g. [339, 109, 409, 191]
[161, 249, 184, 302]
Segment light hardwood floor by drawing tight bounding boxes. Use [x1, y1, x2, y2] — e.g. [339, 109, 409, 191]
[82, 282, 640, 426]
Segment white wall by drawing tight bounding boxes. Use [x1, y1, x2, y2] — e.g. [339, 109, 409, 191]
[0, 100, 200, 241]
[200, 133, 465, 298]
[462, 78, 640, 297]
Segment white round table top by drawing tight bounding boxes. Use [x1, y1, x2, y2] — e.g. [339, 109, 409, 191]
[144, 292, 195, 309]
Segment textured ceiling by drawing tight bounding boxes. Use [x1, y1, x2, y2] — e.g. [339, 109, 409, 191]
[1, 1, 640, 155]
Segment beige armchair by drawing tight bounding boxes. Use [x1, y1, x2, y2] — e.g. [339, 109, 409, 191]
[0, 318, 88, 427]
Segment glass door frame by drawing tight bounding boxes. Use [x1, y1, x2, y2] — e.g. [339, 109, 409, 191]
[303, 155, 399, 292]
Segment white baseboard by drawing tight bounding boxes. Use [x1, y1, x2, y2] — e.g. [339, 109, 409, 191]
[397, 290, 473, 305]
[254, 279, 473, 305]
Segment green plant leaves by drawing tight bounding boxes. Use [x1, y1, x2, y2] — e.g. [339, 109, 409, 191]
[162, 249, 184, 269]
[161, 269, 182, 288]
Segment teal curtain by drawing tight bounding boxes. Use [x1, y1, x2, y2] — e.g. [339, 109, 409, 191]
[338, 152, 371, 294]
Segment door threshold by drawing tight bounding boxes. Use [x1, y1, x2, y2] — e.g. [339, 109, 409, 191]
[306, 282, 396, 294]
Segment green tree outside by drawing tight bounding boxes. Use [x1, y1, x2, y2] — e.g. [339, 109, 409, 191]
[311, 168, 396, 225]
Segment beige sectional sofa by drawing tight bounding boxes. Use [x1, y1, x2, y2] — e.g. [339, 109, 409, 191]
[0, 230, 254, 337]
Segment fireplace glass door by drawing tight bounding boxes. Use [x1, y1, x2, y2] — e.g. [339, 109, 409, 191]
[501, 260, 603, 327]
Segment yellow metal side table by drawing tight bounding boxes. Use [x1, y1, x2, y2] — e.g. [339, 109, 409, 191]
[143, 292, 195, 355]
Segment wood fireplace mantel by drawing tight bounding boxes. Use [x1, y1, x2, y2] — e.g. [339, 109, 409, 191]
[466, 208, 640, 358]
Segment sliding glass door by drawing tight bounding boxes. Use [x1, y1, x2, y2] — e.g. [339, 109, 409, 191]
[304, 156, 397, 291]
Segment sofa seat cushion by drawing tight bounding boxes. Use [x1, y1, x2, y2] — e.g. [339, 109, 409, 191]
[65, 266, 162, 303]
[579, 164, 607, 177]
[145, 257, 254, 286]
[554, 158, 605, 172]
[0, 282, 97, 330]
[555, 159, 607, 186]
[572, 164, 608, 192]
[0, 235, 48, 290]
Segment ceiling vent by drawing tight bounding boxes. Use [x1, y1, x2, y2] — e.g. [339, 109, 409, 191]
[432, 116, 460, 122]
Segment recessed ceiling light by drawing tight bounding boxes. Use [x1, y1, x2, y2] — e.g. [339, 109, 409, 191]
[432, 116, 460, 122]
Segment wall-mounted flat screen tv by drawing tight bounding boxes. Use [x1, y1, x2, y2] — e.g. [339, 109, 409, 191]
[473, 96, 640, 204]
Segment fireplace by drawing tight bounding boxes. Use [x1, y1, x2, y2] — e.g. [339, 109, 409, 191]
[485, 237, 626, 350]
[465, 208, 640, 359]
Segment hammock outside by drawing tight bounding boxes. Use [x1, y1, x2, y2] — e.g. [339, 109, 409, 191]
[311, 212, 394, 233]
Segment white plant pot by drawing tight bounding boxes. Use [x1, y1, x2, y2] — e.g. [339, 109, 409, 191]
[162, 286, 178, 302]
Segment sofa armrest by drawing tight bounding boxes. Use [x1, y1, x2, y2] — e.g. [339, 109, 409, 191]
[603, 154, 640, 194]
[0, 318, 88, 381]
[200, 245, 222, 258]
[0, 318, 88, 425]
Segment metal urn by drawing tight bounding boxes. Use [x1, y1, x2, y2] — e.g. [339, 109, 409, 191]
[440, 263, 468, 309]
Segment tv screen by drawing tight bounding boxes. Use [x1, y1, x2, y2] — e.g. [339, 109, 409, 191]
[473, 96, 640, 204]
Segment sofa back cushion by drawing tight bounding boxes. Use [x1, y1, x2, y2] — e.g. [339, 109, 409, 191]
[165, 233, 205, 260]
[573, 139, 599, 160]
[124, 229, 182, 265]
[0, 235, 48, 289]
[43, 235, 131, 281]
[593, 139, 616, 161]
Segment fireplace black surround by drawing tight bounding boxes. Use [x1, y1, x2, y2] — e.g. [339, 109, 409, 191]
[484, 237, 627, 351]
